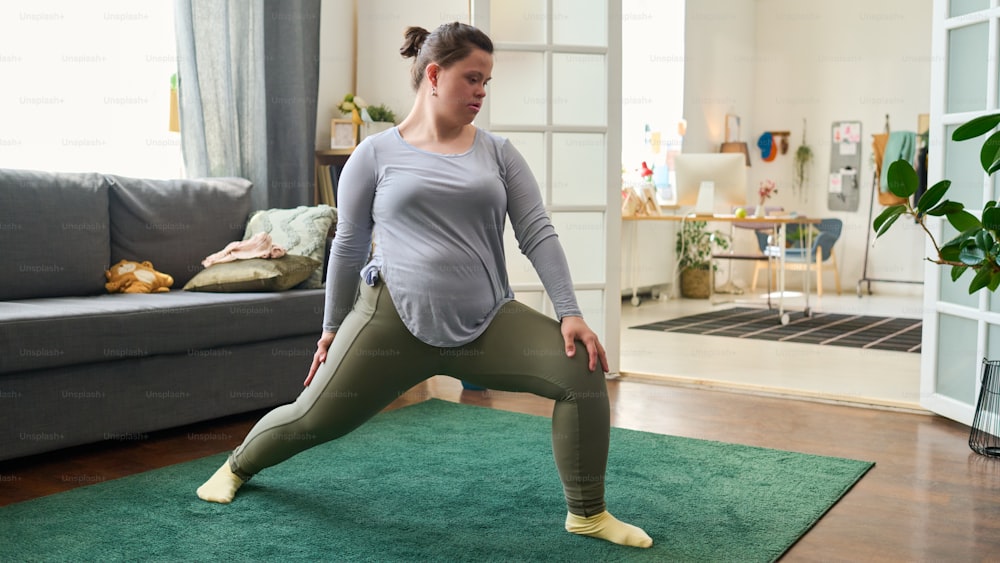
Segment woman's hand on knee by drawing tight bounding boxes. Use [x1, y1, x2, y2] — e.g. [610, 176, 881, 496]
[560, 316, 608, 374]
[304, 331, 336, 387]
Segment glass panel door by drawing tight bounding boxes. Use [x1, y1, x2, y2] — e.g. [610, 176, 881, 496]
[474, 0, 621, 372]
[925, 0, 1000, 424]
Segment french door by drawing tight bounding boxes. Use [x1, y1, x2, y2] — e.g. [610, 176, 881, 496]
[924, 0, 1000, 423]
[472, 0, 623, 373]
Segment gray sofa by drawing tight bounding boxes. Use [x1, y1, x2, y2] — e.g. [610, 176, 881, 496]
[0, 168, 330, 462]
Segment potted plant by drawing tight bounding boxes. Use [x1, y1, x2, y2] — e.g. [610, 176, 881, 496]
[755, 179, 778, 217]
[338, 94, 397, 139]
[793, 120, 813, 201]
[365, 103, 397, 125]
[675, 220, 730, 298]
[873, 112, 1000, 293]
[874, 112, 1000, 457]
[361, 104, 396, 138]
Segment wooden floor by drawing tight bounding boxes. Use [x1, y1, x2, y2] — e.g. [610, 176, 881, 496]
[2, 375, 999, 561]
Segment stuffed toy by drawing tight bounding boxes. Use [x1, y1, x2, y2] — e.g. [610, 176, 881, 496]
[105, 260, 174, 294]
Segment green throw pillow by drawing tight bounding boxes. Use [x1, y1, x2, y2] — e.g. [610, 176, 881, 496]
[182, 255, 321, 292]
[242, 205, 337, 289]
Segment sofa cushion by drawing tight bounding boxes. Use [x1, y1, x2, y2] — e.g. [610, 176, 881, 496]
[0, 168, 111, 300]
[107, 175, 253, 287]
[243, 205, 336, 288]
[0, 290, 324, 375]
[182, 255, 320, 292]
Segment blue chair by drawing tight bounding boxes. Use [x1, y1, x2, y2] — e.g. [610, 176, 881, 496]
[751, 218, 843, 296]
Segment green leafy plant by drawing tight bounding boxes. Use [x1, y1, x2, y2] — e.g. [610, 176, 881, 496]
[366, 103, 397, 124]
[337, 93, 397, 124]
[786, 224, 820, 247]
[793, 120, 813, 200]
[873, 112, 1000, 293]
[675, 220, 730, 271]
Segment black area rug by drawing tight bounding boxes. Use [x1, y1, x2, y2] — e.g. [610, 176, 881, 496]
[631, 306, 922, 353]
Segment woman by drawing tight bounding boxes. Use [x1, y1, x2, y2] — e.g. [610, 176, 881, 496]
[197, 22, 652, 549]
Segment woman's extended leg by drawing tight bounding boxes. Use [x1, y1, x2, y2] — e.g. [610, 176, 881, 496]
[444, 300, 652, 548]
[197, 281, 438, 502]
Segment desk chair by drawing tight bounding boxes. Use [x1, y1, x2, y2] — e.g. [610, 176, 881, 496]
[751, 218, 843, 296]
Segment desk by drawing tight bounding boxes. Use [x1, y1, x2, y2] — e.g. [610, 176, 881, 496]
[623, 213, 821, 323]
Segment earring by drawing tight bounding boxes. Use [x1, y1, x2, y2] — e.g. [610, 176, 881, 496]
[431, 86, 437, 97]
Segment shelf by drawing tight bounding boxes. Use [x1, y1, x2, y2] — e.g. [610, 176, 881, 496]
[316, 148, 354, 157]
[314, 149, 353, 206]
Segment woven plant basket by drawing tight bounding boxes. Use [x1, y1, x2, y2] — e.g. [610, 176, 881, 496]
[680, 266, 711, 299]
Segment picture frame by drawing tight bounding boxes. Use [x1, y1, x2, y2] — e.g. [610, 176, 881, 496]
[621, 185, 662, 217]
[331, 118, 357, 149]
[641, 186, 661, 216]
[621, 186, 643, 217]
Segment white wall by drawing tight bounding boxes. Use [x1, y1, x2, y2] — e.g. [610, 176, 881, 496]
[684, 0, 931, 295]
[315, 0, 356, 150]
[682, 0, 757, 154]
[751, 0, 931, 296]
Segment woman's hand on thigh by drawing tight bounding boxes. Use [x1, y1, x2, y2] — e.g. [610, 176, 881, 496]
[304, 331, 337, 387]
[560, 316, 608, 374]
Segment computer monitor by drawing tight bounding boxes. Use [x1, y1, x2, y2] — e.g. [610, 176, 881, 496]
[672, 153, 748, 214]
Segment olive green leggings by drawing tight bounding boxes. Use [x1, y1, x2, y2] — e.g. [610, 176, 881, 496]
[229, 280, 610, 516]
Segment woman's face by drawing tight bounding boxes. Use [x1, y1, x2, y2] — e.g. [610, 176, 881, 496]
[430, 48, 493, 123]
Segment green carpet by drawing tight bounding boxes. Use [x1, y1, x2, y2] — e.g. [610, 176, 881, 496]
[0, 399, 872, 562]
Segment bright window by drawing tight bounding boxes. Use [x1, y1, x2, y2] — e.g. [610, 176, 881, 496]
[621, 0, 684, 187]
[0, 1, 182, 178]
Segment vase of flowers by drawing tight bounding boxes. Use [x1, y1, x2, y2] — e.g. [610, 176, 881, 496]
[337, 93, 397, 141]
[756, 179, 777, 217]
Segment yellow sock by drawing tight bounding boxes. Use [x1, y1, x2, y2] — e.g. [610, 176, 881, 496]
[565, 510, 653, 548]
[196, 462, 244, 504]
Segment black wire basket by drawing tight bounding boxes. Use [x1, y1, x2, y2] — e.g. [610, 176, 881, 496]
[969, 358, 1000, 458]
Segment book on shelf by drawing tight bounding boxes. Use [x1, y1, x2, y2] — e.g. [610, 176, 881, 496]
[327, 164, 338, 206]
[317, 164, 337, 207]
[330, 166, 343, 207]
[317, 164, 330, 205]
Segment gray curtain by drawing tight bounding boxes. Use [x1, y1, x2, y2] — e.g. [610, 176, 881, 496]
[174, 0, 321, 211]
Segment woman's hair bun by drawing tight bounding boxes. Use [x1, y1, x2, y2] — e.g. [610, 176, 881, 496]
[399, 26, 430, 59]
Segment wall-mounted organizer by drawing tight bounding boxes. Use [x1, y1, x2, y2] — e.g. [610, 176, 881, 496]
[755, 130, 790, 162]
[828, 121, 862, 212]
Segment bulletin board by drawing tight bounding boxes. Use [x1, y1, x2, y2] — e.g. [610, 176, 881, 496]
[828, 121, 862, 211]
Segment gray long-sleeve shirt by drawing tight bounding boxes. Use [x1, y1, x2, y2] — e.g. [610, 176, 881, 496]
[322, 126, 582, 347]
